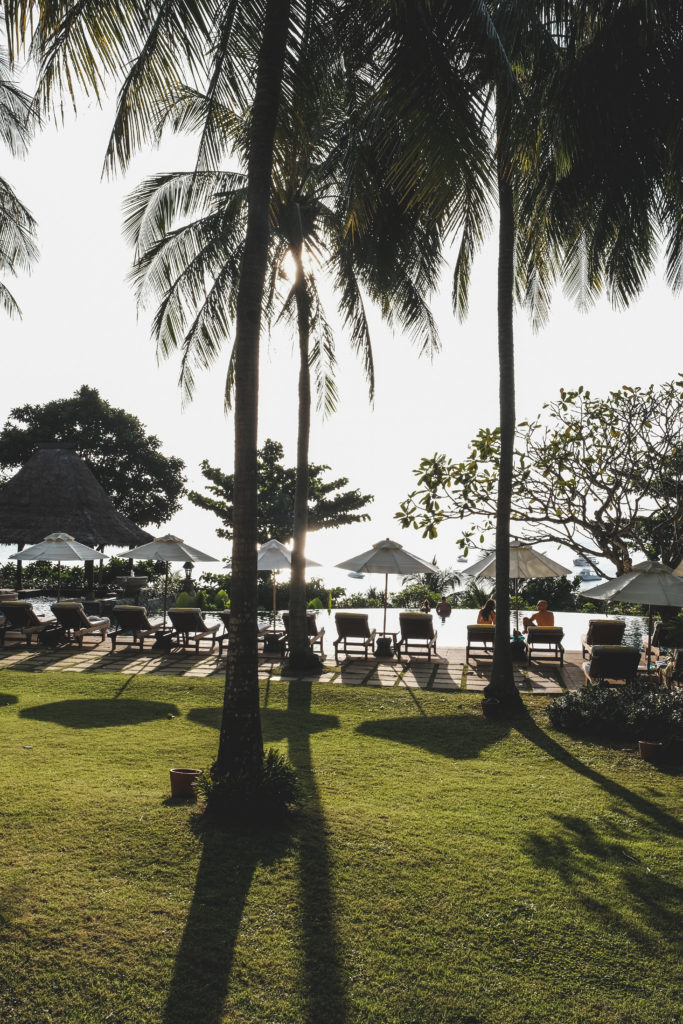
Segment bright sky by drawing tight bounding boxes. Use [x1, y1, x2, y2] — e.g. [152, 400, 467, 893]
[2, 90, 681, 593]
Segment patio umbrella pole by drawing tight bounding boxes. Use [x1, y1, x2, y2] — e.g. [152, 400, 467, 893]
[272, 576, 277, 631]
[514, 577, 519, 634]
[57, 560, 61, 602]
[646, 604, 653, 671]
[383, 573, 389, 633]
[163, 562, 169, 629]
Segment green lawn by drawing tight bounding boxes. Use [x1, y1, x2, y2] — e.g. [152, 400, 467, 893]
[0, 668, 680, 1024]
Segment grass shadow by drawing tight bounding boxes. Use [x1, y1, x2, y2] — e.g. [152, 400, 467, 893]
[0, 693, 18, 706]
[162, 822, 293, 1024]
[356, 711, 512, 759]
[523, 811, 683, 954]
[287, 680, 348, 1024]
[187, 705, 339, 743]
[20, 698, 180, 729]
[514, 714, 682, 833]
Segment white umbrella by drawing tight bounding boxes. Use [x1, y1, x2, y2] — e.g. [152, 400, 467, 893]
[336, 537, 438, 634]
[8, 532, 108, 601]
[583, 559, 683, 667]
[117, 533, 219, 627]
[466, 541, 571, 632]
[257, 539, 322, 628]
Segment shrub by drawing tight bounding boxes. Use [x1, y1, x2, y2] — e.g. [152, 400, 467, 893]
[174, 591, 196, 608]
[307, 597, 324, 609]
[198, 748, 299, 820]
[547, 681, 683, 743]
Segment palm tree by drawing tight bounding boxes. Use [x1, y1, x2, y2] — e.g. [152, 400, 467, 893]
[6, 0, 301, 786]
[0, 44, 38, 317]
[381, 0, 682, 711]
[124, 38, 446, 670]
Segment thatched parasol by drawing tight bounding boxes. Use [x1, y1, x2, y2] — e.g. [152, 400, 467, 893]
[0, 443, 152, 548]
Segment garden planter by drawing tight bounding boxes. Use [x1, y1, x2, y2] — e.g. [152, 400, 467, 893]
[638, 740, 666, 764]
[481, 697, 501, 719]
[169, 768, 202, 798]
[375, 636, 394, 658]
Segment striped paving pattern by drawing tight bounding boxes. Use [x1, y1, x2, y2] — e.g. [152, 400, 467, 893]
[0, 639, 582, 693]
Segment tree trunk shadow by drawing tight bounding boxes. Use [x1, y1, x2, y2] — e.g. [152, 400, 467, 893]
[162, 821, 291, 1024]
[514, 713, 681, 833]
[287, 680, 348, 1024]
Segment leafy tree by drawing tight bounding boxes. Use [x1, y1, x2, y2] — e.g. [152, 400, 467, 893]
[399, 381, 683, 577]
[0, 386, 186, 527]
[518, 576, 582, 614]
[188, 438, 372, 544]
[0, 43, 38, 317]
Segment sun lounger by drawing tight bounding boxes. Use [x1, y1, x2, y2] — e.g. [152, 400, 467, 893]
[396, 612, 438, 660]
[50, 602, 110, 646]
[581, 619, 626, 658]
[110, 605, 164, 650]
[466, 623, 495, 661]
[282, 611, 325, 657]
[333, 612, 376, 663]
[582, 645, 640, 686]
[168, 608, 220, 652]
[0, 600, 56, 646]
[525, 626, 565, 665]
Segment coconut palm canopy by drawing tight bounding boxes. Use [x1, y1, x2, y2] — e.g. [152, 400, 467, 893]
[0, 443, 152, 548]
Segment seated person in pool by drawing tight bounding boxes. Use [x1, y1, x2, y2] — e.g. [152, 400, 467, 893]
[522, 600, 554, 633]
[436, 596, 452, 620]
[477, 599, 496, 625]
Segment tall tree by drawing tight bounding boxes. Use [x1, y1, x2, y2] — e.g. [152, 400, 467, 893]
[0, 385, 186, 525]
[6, 0, 305, 794]
[0, 41, 38, 317]
[389, 0, 683, 710]
[123, 17, 446, 667]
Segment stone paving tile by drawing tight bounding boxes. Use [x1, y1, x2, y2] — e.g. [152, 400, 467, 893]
[0, 639, 593, 697]
[432, 664, 463, 690]
[366, 664, 403, 687]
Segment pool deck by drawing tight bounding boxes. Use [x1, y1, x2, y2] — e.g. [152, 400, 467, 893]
[0, 638, 597, 694]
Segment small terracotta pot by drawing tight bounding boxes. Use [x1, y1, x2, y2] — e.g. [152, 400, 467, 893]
[638, 740, 665, 764]
[170, 768, 202, 798]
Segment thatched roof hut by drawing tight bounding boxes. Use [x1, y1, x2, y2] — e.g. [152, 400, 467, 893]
[0, 443, 153, 548]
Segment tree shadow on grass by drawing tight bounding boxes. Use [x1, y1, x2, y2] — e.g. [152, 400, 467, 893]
[286, 680, 348, 1024]
[187, 705, 339, 743]
[19, 699, 180, 729]
[356, 712, 512, 760]
[523, 811, 683, 956]
[171, 685, 344, 1024]
[0, 694, 17, 706]
[162, 821, 293, 1024]
[513, 714, 681, 833]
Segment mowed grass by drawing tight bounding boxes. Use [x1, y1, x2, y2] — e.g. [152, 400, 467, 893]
[0, 668, 680, 1024]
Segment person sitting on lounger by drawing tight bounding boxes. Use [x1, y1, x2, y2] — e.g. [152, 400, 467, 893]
[477, 599, 496, 624]
[522, 600, 554, 633]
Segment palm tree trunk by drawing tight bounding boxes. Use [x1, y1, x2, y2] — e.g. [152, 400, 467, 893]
[288, 234, 321, 670]
[484, 121, 523, 711]
[216, 0, 291, 782]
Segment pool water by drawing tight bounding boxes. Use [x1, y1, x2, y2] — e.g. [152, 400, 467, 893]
[25, 600, 648, 652]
